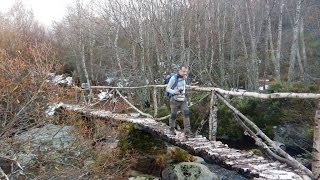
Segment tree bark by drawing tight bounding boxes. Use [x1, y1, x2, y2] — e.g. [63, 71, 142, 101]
[267, 2, 279, 80]
[245, 1, 259, 90]
[217, 2, 226, 87]
[114, 25, 124, 81]
[209, 91, 218, 141]
[275, 1, 284, 81]
[312, 102, 320, 179]
[180, 15, 185, 64]
[300, 17, 309, 80]
[288, 0, 302, 82]
[152, 87, 157, 117]
[230, 11, 236, 88]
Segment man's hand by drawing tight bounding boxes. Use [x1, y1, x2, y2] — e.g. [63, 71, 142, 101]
[173, 89, 180, 95]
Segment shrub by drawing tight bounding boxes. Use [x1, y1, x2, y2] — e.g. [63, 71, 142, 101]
[168, 148, 195, 163]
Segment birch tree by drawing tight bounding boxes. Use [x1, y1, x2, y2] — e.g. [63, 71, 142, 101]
[288, 0, 302, 82]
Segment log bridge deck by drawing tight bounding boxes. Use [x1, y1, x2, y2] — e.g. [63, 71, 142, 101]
[60, 103, 310, 180]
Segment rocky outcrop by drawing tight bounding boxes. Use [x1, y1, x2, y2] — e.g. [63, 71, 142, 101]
[162, 162, 218, 180]
[14, 124, 77, 167]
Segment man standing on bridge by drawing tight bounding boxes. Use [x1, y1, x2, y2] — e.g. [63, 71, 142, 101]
[166, 64, 193, 137]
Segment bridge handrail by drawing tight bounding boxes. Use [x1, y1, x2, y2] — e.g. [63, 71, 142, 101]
[80, 84, 320, 178]
[91, 85, 320, 99]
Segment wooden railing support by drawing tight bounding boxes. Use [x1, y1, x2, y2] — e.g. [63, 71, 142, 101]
[115, 89, 153, 118]
[216, 92, 313, 178]
[312, 101, 320, 179]
[153, 87, 158, 118]
[209, 91, 218, 141]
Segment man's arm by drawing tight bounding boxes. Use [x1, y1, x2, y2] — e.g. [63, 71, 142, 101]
[166, 76, 176, 94]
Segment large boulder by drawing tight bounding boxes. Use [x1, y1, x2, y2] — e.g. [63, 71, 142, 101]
[162, 162, 218, 180]
[15, 124, 76, 151]
[14, 124, 77, 167]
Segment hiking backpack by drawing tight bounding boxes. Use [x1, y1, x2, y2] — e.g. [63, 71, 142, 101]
[164, 73, 188, 97]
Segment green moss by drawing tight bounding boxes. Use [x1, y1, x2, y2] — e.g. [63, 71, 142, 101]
[128, 129, 167, 154]
[306, 127, 314, 141]
[118, 123, 135, 156]
[157, 105, 170, 118]
[169, 148, 195, 163]
[118, 123, 166, 156]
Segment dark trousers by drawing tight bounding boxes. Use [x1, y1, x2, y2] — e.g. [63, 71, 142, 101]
[169, 97, 191, 133]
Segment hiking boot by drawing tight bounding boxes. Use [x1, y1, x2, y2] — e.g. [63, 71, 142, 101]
[169, 127, 176, 135]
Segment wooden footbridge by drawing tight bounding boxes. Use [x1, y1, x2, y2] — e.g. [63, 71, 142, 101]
[59, 85, 320, 179]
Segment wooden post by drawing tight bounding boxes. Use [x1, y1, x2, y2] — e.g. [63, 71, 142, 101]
[209, 91, 218, 141]
[153, 87, 158, 118]
[313, 101, 320, 179]
[75, 87, 78, 104]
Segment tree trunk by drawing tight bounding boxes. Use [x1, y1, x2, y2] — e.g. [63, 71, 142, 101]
[288, 0, 302, 82]
[209, 91, 218, 141]
[114, 25, 124, 81]
[204, 8, 209, 70]
[245, 1, 259, 90]
[139, 19, 146, 79]
[153, 87, 157, 117]
[89, 33, 95, 82]
[196, 15, 201, 65]
[81, 40, 90, 87]
[218, 2, 226, 87]
[312, 102, 320, 179]
[275, 1, 284, 81]
[300, 17, 309, 79]
[180, 18, 185, 64]
[80, 31, 93, 102]
[186, 29, 191, 68]
[230, 11, 236, 88]
[267, 2, 278, 80]
[296, 41, 305, 81]
[238, 7, 249, 89]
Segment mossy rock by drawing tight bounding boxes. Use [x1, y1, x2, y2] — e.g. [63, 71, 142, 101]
[162, 162, 218, 180]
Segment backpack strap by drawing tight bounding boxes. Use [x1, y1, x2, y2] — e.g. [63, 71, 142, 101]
[168, 74, 179, 97]
[171, 74, 179, 89]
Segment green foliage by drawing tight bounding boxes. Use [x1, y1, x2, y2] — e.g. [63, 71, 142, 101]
[143, 107, 154, 116]
[268, 81, 319, 93]
[217, 97, 283, 139]
[168, 148, 195, 163]
[157, 105, 170, 118]
[118, 123, 134, 157]
[118, 123, 166, 156]
[61, 61, 76, 75]
[189, 106, 204, 132]
[216, 81, 318, 141]
[217, 102, 244, 140]
[128, 129, 167, 154]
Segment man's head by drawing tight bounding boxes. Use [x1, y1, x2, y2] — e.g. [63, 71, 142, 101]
[178, 64, 188, 77]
